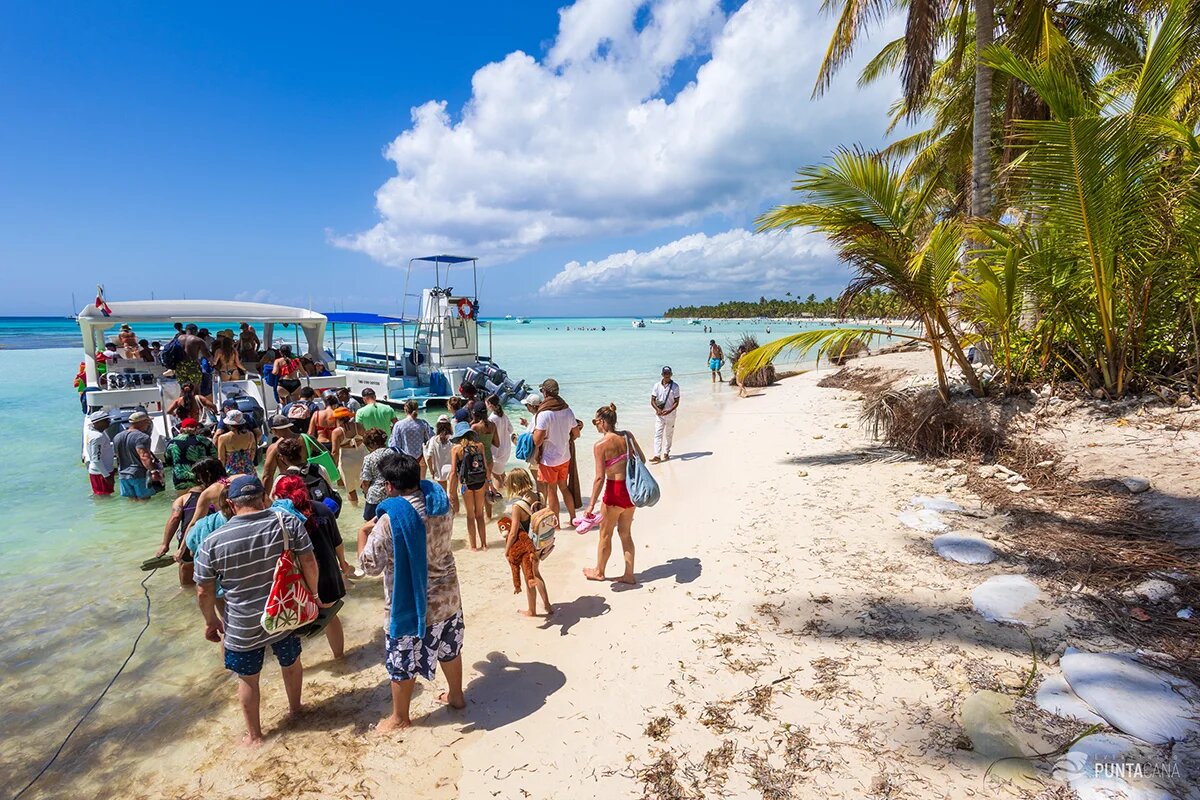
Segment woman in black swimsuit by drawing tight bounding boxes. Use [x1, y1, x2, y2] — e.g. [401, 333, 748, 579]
[272, 344, 306, 403]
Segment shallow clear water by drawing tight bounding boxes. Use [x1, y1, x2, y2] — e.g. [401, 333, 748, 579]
[0, 315, 896, 794]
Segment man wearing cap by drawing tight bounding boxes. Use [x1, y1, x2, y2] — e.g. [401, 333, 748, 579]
[649, 366, 681, 463]
[85, 411, 116, 495]
[336, 386, 361, 413]
[261, 413, 300, 489]
[354, 388, 397, 434]
[193, 474, 321, 745]
[163, 417, 218, 492]
[532, 379, 582, 522]
[113, 411, 157, 500]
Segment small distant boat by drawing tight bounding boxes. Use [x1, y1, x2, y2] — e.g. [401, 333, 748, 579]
[688, 318, 701, 325]
[516, 317, 531, 324]
[632, 319, 646, 328]
[504, 314, 514, 320]
[649, 319, 670, 325]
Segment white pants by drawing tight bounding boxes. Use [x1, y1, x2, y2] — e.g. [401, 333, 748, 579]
[654, 411, 677, 457]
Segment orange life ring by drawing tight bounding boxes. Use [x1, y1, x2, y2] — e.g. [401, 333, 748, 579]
[456, 299, 474, 319]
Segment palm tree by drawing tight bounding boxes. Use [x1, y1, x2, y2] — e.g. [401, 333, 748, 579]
[980, 0, 1200, 395]
[740, 148, 983, 400]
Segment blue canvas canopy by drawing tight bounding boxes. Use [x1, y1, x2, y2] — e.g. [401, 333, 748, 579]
[323, 312, 408, 326]
[411, 254, 476, 264]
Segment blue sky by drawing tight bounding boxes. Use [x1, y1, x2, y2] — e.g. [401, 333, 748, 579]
[1, 1, 898, 317]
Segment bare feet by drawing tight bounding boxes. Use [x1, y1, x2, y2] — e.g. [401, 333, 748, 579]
[437, 691, 466, 710]
[544, 605, 554, 616]
[375, 715, 411, 734]
[616, 574, 637, 585]
[583, 567, 607, 581]
[241, 733, 264, 747]
[518, 609, 537, 617]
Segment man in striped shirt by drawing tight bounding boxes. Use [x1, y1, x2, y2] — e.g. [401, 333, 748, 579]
[194, 474, 320, 745]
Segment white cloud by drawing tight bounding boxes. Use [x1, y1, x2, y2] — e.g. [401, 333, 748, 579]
[538, 227, 836, 300]
[333, 0, 894, 265]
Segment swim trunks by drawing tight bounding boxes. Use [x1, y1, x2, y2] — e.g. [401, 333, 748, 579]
[119, 477, 153, 499]
[224, 634, 302, 677]
[709, 358, 722, 371]
[90, 473, 115, 495]
[384, 610, 465, 683]
[537, 461, 570, 484]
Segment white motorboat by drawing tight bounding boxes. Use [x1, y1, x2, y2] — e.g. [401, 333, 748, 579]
[515, 317, 532, 324]
[688, 318, 702, 325]
[329, 255, 531, 408]
[649, 318, 670, 325]
[76, 299, 345, 459]
[631, 319, 646, 328]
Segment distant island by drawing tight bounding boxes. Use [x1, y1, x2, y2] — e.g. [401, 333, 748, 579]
[664, 289, 903, 320]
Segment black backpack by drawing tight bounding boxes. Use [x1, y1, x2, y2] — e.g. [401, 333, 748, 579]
[161, 336, 185, 369]
[300, 464, 342, 517]
[457, 443, 489, 489]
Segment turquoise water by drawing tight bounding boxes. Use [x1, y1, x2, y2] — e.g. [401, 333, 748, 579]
[0, 315, 889, 795]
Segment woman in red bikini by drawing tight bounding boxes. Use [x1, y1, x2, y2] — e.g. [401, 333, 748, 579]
[582, 404, 646, 585]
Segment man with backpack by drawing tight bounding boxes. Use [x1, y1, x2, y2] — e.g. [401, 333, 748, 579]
[283, 386, 321, 434]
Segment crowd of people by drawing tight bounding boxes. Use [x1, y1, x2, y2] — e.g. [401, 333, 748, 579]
[82, 355, 687, 744]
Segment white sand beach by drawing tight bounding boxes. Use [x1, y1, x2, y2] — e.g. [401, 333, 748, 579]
[41, 349, 1199, 800]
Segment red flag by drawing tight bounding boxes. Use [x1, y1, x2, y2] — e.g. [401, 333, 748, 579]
[95, 285, 112, 317]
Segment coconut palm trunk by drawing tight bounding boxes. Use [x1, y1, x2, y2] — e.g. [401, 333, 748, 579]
[971, 0, 994, 220]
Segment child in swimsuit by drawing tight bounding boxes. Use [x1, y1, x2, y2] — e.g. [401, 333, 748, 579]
[503, 469, 553, 617]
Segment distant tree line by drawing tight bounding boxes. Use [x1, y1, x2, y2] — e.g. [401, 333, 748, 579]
[663, 289, 906, 320]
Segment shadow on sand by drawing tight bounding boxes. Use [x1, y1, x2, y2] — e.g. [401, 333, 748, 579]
[539, 594, 610, 636]
[612, 557, 703, 592]
[457, 651, 567, 733]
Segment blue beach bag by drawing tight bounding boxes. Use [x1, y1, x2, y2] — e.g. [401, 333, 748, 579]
[624, 433, 660, 508]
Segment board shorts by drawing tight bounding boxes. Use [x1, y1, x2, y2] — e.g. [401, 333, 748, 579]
[603, 478, 634, 509]
[538, 461, 570, 484]
[384, 610, 465, 682]
[90, 473, 115, 495]
[709, 358, 722, 371]
[119, 477, 153, 499]
[225, 634, 302, 677]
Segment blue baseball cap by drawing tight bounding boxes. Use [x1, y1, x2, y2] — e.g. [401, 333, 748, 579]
[228, 474, 265, 500]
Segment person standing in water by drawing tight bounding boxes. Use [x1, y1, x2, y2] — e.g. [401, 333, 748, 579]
[649, 366, 680, 463]
[708, 340, 725, 383]
[582, 404, 645, 585]
[85, 410, 116, 496]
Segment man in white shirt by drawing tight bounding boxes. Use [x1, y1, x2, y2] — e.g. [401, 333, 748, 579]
[649, 366, 681, 463]
[85, 410, 116, 495]
[533, 378, 581, 522]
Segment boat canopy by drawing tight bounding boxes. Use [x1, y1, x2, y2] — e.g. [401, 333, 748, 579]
[78, 300, 327, 325]
[323, 311, 408, 326]
[77, 299, 330, 387]
[411, 254, 477, 264]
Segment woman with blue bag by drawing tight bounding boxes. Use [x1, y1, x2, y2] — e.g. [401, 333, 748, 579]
[581, 404, 655, 585]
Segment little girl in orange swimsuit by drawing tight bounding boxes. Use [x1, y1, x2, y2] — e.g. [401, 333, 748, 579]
[583, 404, 647, 585]
[502, 469, 553, 617]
